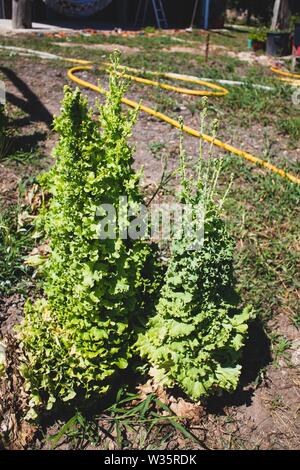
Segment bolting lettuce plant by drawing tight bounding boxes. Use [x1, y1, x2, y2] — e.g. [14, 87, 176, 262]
[20, 59, 159, 413]
[136, 129, 254, 401]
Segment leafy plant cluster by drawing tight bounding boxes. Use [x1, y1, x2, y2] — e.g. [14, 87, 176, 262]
[136, 135, 253, 399]
[20, 57, 252, 415]
[21, 61, 159, 413]
[249, 27, 268, 43]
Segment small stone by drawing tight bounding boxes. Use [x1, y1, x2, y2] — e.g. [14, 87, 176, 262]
[291, 339, 300, 367]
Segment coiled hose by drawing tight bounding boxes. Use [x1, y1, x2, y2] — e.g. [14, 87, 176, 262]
[66, 60, 300, 185]
[1, 45, 299, 184]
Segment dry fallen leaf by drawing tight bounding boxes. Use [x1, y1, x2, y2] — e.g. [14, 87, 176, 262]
[137, 378, 168, 405]
[170, 398, 203, 423]
[24, 184, 45, 212]
[12, 420, 37, 450]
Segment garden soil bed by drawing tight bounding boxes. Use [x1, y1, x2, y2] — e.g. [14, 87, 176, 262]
[0, 55, 299, 450]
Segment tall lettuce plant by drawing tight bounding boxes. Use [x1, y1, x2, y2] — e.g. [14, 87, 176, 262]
[20, 58, 158, 413]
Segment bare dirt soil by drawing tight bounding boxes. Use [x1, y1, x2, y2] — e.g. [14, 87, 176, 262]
[0, 47, 299, 450]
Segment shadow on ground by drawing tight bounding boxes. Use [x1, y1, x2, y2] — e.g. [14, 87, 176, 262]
[206, 319, 272, 413]
[0, 66, 52, 154]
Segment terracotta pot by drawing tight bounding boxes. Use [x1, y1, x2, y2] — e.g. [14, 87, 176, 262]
[252, 40, 266, 52]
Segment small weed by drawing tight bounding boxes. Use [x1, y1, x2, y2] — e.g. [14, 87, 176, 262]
[152, 91, 181, 114]
[269, 394, 285, 410]
[279, 116, 300, 145]
[49, 411, 100, 450]
[143, 26, 156, 34]
[1, 147, 43, 166]
[149, 140, 166, 157]
[48, 389, 204, 450]
[292, 313, 300, 329]
[252, 366, 268, 389]
[270, 334, 292, 365]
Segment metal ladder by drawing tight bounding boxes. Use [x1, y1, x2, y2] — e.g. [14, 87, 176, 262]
[135, 0, 168, 29]
[152, 0, 168, 29]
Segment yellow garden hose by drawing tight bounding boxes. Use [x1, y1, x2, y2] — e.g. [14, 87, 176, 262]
[111, 65, 229, 97]
[65, 58, 229, 96]
[271, 67, 300, 86]
[1, 45, 298, 184]
[67, 63, 300, 185]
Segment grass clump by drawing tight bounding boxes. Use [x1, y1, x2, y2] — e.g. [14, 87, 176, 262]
[0, 204, 34, 296]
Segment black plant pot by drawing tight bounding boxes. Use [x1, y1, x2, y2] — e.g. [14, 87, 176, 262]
[267, 32, 291, 57]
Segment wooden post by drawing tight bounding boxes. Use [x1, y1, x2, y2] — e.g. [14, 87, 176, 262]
[12, 0, 32, 29]
[205, 32, 210, 62]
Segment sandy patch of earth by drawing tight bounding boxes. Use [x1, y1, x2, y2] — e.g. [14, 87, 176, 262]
[163, 44, 228, 55]
[53, 42, 140, 55]
[226, 50, 279, 67]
